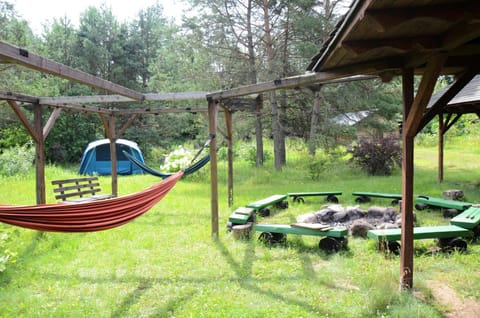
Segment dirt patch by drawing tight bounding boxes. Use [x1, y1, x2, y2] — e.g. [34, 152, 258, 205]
[425, 280, 480, 318]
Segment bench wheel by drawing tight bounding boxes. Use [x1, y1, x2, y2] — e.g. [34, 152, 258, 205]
[326, 195, 339, 204]
[391, 199, 399, 206]
[355, 196, 370, 204]
[473, 225, 480, 239]
[378, 240, 400, 255]
[438, 237, 467, 253]
[259, 208, 270, 217]
[319, 237, 347, 252]
[276, 200, 289, 209]
[258, 232, 286, 245]
[415, 203, 427, 211]
[226, 221, 233, 232]
[292, 196, 304, 204]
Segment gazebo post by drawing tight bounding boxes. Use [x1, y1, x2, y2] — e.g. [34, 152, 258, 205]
[400, 68, 415, 290]
[224, 108, 234, 207]
[33, 104, 46, 204]
[208, 99, 219, 237]
[438, 113, 444, 183]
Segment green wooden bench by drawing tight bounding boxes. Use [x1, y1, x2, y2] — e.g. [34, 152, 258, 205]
[246, 194, 289, 217]
[414, 196, 472, 212]
[288, 191, 342, 203]
[450, 206, 480, 234]
[228, 207, 255, 226]
[254, 223, 348, 252]
[352, 192, 402, 205]
[368, 225, 472, 253]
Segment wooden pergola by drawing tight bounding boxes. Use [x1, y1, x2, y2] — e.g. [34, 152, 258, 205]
[1, 0, 480, 291]
[206, 0, 480, 291]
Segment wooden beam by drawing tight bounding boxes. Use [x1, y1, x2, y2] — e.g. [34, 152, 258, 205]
[207, 63, 387, 100]
[417, 70, 477, 133]
[400, 68, 415, 290]
[117, 114, 137, 139]
[0, 91, 38, 103]
[7, 100, 39, 143]
[224, 109, 234, 207]
[34, 104, 46, 204]
[0, 41, 144, 100]
[442, 21, 480, 51]
[208, 100, 219, 238]
[343, 37, 441, 56]
[43, 107, 62, 140]
[404, 54, 447, 137]
[39, 91, 209, 105]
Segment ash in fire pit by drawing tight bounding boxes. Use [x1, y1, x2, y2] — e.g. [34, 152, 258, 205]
[297, 204, 416, 238]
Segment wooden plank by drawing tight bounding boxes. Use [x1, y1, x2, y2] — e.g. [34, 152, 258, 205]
[0, 41, 144, 100]
[289, 191, 342, 197]
[368, 225, 472, 241]
[254, 223, 347, 238]
[352, 192, 401, 199]
[246, 194, 288, 210]
[43, 107, 61, 140]
[7, 100, 39, 143]
[0, 91, 38, 103]
[451, 207, 480, 230]
[415, 196, 472, 211]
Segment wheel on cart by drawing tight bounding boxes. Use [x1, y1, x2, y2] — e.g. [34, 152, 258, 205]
[292, 196, 304, 204]
[276, 200, 289, 209]
[258, 232, 287, 245]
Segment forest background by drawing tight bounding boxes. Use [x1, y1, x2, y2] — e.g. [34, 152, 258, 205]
[0, 0, 477, 169]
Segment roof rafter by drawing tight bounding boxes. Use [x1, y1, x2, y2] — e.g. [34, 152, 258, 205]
[0, 41, 144, 101]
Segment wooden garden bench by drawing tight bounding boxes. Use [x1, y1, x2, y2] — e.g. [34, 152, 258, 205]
[51, 177, 115, 203]
[288, 191, 342, 203]
[352, 192, 402, 205]
[414, 196, 472, 212]
[254, 223, 348, 252]
[368, 225, 472, 253]
[450, 206, 480, 233]
[228, 207, 256, 226]
[246, 194, 289, 217]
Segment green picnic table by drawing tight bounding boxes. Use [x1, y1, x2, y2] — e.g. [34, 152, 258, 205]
[254, 223, 348, 252]
[450, 206, 480, 235]
[288, 191, 342, 203]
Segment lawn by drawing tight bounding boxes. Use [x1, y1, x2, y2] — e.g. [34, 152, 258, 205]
[0, 138, 479, 317]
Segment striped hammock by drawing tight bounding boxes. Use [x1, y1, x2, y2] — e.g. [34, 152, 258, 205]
[0, 171, 183, 232]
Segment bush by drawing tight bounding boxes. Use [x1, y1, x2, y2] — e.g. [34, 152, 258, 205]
[0, 143, 35, 177]
[349, 136, 401, 175]
[0, 227, 17, 273]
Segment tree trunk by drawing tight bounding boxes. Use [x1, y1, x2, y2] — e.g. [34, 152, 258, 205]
[309, 87, 322, 155]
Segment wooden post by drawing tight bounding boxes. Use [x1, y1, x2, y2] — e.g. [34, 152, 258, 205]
[438, 113, 444, 183]
[208, 99, 219, 237]
[224, 109, 234, 207]
[34, 104, 46, 204]
[108, 114, 118, 197]
[400, 68, 415, 290]
[255, 96, 264, 166]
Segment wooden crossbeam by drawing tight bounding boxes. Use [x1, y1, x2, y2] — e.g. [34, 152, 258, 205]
[0, 41, 144, 100]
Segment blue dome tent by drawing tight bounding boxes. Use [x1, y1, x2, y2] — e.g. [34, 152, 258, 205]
[79, 139, 145, 175]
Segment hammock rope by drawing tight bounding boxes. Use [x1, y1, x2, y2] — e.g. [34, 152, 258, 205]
[123, 134, 215, 179]
[0, 171, 183, 232]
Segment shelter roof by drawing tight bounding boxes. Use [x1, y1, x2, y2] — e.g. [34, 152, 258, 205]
[428, 75, 480, 112]
[307, 0, 480, 79]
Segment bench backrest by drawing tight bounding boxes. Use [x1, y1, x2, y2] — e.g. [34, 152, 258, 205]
[51, 177, 102, 201]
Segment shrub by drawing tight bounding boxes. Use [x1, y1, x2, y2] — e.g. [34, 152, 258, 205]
[0, 143, 35, 177]
[0, 227, 17, 273]
[160, 146, 195, 172]
[349, 136, 401, 175]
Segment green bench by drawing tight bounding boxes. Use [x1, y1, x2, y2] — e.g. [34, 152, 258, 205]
[368, 225, 472, 253]
[254, 223, 348, 252]
[246, 194, 289, 217]
[228, 207, 255, 226]
[288, 191, 342, 203]
[415, 196, 472, 212]
[450, 206, 480, 235]
[352, 192, 402, 205]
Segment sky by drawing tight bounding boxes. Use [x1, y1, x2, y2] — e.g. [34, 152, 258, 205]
[11, 0, 188, 34]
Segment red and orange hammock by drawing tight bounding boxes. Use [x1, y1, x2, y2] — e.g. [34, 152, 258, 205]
[0, 171, 183, 232]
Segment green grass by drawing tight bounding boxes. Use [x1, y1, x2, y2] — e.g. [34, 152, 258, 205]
[0, 137, 479, 317]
